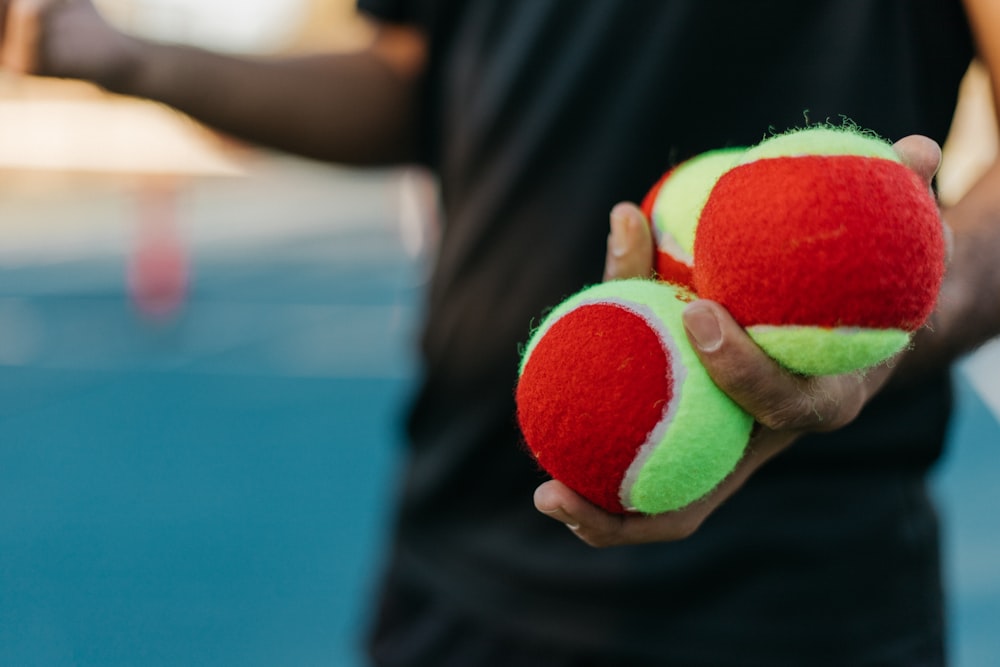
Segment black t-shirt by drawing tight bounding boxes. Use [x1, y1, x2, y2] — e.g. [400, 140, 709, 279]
[357, 0, 974, 663]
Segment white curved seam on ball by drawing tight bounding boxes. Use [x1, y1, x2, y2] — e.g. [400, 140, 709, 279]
[610, 300, 686, 511]
[652, 227, 693, 265]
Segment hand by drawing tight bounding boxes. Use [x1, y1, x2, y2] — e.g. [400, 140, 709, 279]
[0, 0, 136, 88]
[535, 135, 943, 547]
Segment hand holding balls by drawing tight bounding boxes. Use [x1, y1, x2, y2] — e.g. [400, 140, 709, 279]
[517, 125, 945, 515]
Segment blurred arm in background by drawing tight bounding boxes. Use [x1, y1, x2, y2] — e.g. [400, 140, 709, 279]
[0, 0, 427, 165]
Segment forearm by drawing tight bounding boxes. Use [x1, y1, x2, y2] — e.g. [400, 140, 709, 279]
[1, 1, 425, 164]
[106, 40, 420, 165]
[900, 0, 1000, 379]
[892, 160, 1000, 382]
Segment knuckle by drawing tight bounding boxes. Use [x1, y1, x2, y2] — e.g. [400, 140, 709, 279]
[575, 511, 711, 547]
[808, 374, 868, 431]
[820, 389, 866, 431]
[756, 375, 867, 434]
[639, 510, 707, 544]
[576, 514, 629, 548]
[576, 529, 615, 549]
[754, 392, 814, 431]
[667, 515, 703, 541]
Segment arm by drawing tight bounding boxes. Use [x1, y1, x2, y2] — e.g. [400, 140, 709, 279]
[0, 0, 428, 165]
[894, 0, 1000, 382]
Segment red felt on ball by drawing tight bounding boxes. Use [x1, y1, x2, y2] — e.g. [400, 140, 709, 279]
[693, 154, 944, 331]
[654, 248, 695, 288]
[516, 302, 673, 513]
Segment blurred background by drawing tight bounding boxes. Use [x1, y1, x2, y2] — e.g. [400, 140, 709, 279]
[0, 2, 997, 665]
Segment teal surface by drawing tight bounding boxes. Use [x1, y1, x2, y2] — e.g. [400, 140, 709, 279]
[0, 222, 415, 666]
[0, 189, 997, 665]
[935, 374, 1000, 666]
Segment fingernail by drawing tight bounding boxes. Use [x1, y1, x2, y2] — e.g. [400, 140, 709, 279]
[539, 505, 581, 531]
[684, 302, 723, 352]
[561, 507, 581, 530]
[561, 514, 582, 531]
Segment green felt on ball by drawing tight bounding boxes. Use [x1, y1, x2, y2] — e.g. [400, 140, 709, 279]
[741, 125, 900, 163]
[747, 325, 912, 376]
[516, 279, 753, 514]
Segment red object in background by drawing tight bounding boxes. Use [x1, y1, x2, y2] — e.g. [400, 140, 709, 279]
[127, 183, 190, 321]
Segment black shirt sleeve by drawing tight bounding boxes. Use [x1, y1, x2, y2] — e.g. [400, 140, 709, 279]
[357, 0, 438, 26]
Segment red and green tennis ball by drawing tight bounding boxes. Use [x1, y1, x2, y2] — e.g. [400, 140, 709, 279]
[692, 126, 946, 376]
[640, 147, 745, 288]
[516, 279, 753, 515]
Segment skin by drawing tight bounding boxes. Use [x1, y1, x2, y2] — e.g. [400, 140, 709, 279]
[0, 0, 427, 164]
[2, 0, 999, 548]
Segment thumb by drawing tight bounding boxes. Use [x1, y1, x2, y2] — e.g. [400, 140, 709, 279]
[892, 135, 942, 188]
[603, 202, 654, 281]
[892, 134, 953, 263]
[681, 299, 876, 433]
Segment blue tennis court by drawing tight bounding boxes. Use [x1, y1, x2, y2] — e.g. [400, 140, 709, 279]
[0, 156, 997, 666]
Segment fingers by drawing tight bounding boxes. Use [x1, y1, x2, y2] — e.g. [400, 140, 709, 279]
[681, 299, 877, 432]
[0, 0, 46, 73]
[534, 480, 705, 547]
[0, 0, 8, 50]
[534, 434, 786, 548]
[603, 201, 654, 281]
[893, 134, 942, 188]
[681, 299, 819, 430]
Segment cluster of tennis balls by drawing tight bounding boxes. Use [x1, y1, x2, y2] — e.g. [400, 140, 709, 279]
[516, 125, 946, 515]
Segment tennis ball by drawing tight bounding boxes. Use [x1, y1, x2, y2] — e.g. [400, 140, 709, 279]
[692, 126, 945, 375]
[516, 279, 753, 515]
[640, 148, 745, 288]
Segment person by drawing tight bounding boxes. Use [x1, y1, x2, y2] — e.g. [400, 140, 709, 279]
[3, 0, 1000, 664]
